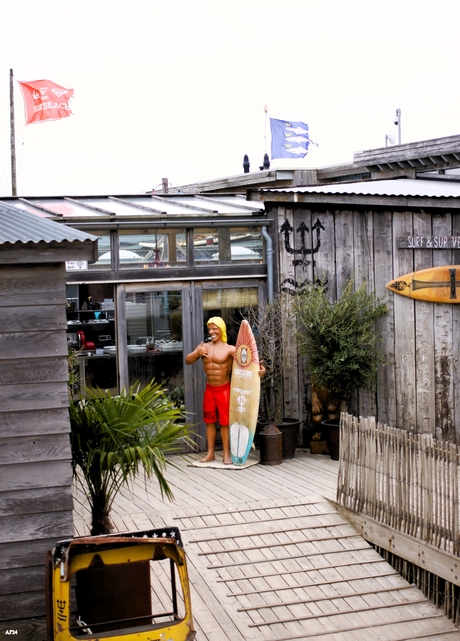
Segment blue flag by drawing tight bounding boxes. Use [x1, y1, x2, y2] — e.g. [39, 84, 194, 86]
[270, 118, 314, 160]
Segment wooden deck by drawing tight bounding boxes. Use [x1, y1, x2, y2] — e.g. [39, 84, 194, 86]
[73, 450, 460, 640]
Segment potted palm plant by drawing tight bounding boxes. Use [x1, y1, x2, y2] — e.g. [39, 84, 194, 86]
[292, 278, 387, 458]
[69, 380, 192, 535]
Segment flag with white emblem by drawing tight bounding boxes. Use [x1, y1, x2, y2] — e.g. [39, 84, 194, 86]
[18, 79, 74, 125]
[270, 117, 316, 159]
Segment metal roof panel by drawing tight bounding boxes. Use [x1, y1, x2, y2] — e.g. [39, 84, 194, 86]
[258, 178, 460, 199]
[0, 201, 98, 245]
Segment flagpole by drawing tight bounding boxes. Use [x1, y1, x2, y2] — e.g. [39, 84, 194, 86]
[9, 69, 17, 196]
[264, 104, 268, 155]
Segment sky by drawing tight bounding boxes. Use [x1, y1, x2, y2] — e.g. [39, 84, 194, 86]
[1, 0, 460, 197]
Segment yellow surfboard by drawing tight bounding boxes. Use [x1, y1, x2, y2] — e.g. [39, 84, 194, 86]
[387, 265, 460, 302]
[229, 320, 260, 466]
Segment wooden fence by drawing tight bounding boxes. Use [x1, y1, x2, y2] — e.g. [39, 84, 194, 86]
[336, 413, 460, 622]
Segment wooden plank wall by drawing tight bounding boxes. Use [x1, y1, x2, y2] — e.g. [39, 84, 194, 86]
[274, 205, 460, 444]
[0, 263, 75, 639]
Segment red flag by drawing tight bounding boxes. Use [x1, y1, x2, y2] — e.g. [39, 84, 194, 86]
[18, 79, 74, 125]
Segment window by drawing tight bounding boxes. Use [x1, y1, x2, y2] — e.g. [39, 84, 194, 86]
[66, 283, 117, 394]
[88, 231, 111, 270]
[203, 286, 259, 345]
[194, 228, 264, 265]
[118, 230, 186, 268]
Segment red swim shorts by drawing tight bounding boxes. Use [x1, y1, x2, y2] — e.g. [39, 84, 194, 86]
[203, 382, 231, 425]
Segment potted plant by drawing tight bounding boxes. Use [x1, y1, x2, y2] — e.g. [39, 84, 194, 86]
[292, 278, 387, 458]
[69, 380, 193, 535]
[247, 295, 301, 458]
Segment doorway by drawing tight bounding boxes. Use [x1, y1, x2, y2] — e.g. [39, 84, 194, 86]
[122, 281, 262, 453]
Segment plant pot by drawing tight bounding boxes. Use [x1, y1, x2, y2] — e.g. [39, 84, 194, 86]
[277, 417, 301, 459]
[321, 419, 340, 460]
[256, 417, 301, 458]
[259, 424, 283, 465]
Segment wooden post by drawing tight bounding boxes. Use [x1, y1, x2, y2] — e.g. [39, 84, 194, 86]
[10, 69, 17, 196]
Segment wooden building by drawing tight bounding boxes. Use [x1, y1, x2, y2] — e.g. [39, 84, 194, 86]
[0, 203, 97, 638]
[249, 139, 460, 443]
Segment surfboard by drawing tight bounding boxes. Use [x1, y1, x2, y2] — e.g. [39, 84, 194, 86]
[386, 265, 460, 303]
[229, 319, 261, 466]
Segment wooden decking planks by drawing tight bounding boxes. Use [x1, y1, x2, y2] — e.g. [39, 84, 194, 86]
[176, 498, 459, 640]
[73, 450, 460, 640]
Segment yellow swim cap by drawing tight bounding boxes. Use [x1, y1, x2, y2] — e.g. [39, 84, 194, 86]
[207, 317, 227, 343]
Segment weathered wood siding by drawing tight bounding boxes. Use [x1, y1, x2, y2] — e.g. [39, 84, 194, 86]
[0, 263, 74, 639]
[274, 205, 460, 444]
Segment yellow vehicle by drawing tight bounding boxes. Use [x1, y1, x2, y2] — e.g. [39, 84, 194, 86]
[46, 527, 196, 641]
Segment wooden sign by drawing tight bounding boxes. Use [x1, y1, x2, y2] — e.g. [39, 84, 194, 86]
[398, 236, 460, 249]
[386, 265, 460, 302]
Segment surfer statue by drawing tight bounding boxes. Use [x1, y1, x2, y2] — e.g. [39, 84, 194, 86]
[186, 317, 265, 465]
[186, 317, 235, 464]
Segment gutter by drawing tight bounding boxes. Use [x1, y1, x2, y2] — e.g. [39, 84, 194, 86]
[261, 226, 274, 302]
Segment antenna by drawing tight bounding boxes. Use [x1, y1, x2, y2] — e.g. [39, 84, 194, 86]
[385, 131, 396, 147]
[394, 108, 401, 144]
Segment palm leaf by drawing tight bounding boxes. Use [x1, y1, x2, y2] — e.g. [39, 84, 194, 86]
[69, 380, 194, 533]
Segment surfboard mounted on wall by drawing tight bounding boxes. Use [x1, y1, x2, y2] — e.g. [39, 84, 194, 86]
[386, 265, 460, 303]
[229, 320, 261, 466]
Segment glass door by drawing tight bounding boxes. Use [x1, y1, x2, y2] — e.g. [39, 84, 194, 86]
[124, 288, 184, 407]
[198, 284, 261, 453]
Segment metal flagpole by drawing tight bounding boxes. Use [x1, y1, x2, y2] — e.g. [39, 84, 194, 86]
[264, 104, 268, 154]
[9, 69, 17, 196]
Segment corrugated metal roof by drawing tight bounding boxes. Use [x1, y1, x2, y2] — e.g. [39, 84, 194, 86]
[0, 201, 98, 245]
[258, 178, 460, 199]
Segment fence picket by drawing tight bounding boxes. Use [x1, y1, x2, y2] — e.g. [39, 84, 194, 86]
[337, 413, 459, 555]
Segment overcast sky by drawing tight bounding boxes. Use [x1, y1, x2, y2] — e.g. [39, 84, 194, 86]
[1, 0, 459, 197]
